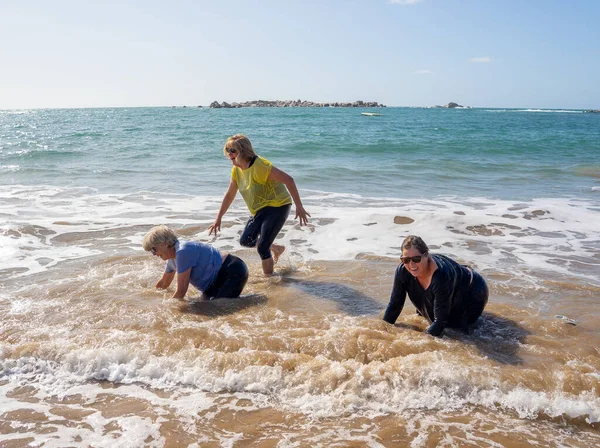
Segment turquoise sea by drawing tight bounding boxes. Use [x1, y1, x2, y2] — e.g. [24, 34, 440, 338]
[1, 107, 600, 447]
[2, 107, 598, 200]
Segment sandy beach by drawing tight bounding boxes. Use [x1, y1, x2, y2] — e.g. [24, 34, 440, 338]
[1, 106, 599, 446]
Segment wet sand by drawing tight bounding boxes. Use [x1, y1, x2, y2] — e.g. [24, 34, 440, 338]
[2, 250, 600, 447]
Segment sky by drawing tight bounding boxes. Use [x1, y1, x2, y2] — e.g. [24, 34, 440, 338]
[1, 0, 599, 109]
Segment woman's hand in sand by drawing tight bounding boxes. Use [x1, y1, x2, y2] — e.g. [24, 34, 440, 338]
[208, 218, 222, 236]
[155, 279, 167, 289]
[295, 205, 311, 226]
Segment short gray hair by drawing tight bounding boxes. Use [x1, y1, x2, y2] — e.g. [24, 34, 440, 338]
[142, 225, 178, 251]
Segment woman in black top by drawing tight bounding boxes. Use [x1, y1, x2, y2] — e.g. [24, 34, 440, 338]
[383, 235, 489, 337]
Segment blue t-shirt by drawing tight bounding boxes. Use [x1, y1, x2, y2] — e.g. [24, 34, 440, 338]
[165, 241, 223, 292]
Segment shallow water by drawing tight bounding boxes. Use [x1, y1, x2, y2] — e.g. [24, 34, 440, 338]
[1, 107, 599, 446]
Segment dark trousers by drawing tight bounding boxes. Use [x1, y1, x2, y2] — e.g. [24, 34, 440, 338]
[447, 270, 489, 329]
[465, 270, 489, 324]
[203, 255, 249, 299]
[239, 204, 291, 260]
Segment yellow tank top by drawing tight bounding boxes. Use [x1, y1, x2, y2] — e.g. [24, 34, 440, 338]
[231, 156, 292, 215]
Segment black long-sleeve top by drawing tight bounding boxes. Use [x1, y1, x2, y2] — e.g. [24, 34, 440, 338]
[383, 254, 472, 336]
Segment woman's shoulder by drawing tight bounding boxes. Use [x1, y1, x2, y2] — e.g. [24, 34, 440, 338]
[431, 254, 463, 279]
[255, 155, 272, 166]
[432, 253, 458, 267]
[179, 240, 207, 252]
[178, 241, 218, 257]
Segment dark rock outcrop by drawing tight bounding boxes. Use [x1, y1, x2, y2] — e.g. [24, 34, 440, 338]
[430, 102, 471, 109]
[209, 100, 386, 108]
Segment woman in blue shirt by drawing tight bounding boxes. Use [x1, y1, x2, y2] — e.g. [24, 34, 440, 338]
[143, 225, 248, 300]
[384, 235, 489, 337]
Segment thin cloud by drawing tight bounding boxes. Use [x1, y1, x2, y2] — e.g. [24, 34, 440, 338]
[415, 69, 434, 74]
[388, 0, 424, 5]
[470, 57, 492, 63]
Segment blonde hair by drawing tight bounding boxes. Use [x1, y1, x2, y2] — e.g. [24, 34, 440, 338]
[142, 225, 178, 251]
[223, 134, 256, 159]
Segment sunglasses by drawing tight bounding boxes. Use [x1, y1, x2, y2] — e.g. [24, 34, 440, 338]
[150, 247, 157, 255]
[401, 255, 425, 264]
[225, 147, 237, 155]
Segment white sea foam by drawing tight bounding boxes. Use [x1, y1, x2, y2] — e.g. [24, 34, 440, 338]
[0, 164, 20, 172]
[279, 194, 600, 286]
[484, 109, 583, 114]
[0, 378, 167, 447]
[517, 109, 583, 113]
[0, 109, 36, 115]
[2, 185, 599, 287]
[7, 298, 34, 315]
[2, 347, 599, 424]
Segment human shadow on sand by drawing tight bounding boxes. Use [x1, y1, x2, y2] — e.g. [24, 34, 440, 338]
[444, 312, 531, 365]
[281, 278, 385, 316]
[181, 294, 268, 317]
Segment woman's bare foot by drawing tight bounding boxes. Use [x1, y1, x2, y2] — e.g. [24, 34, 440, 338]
[271, 244, 285, 264]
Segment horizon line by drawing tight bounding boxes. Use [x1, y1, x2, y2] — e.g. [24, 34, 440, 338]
[1, 105, 597, 111]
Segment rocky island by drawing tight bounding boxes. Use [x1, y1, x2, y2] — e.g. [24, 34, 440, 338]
[209, 100, 386, 108]
[429, 102, 472, 109]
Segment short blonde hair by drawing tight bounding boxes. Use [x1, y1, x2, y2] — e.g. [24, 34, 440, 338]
[223, 134, 256, 159]
[142, 225, 178, 251]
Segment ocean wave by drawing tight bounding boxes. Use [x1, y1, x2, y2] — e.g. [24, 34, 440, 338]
[484, 109, 584, 114]
[2, 350, 599, 424]
[3, 147, 85, 160]
[0, 164, 20, 172]
[0, 109, 37, 115]
[1, 186, 599, 286]
[517, 109, 583, 113]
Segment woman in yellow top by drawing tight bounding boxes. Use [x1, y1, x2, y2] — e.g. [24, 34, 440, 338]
[208, 134, 310, 275]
